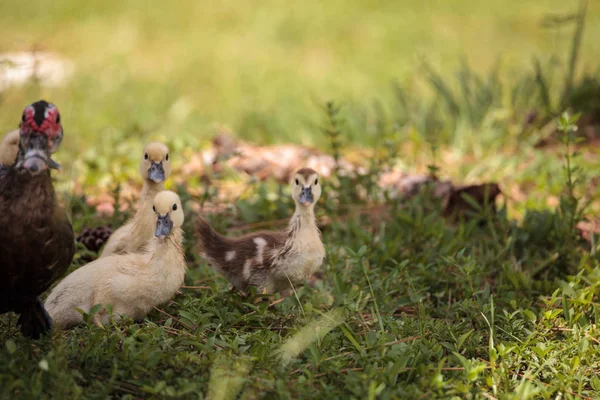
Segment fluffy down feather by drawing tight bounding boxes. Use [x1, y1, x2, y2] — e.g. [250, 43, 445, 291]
[45, 191, 185, 328]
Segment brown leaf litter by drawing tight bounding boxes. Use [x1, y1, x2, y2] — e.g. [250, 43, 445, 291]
[577, 218, 600, 243]
[80, 132, 502, 225]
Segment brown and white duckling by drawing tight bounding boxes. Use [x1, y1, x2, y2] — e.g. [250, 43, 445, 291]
[45, 190, 186, 328]
[100, 142, 172, 257]
[196, 168, 325, 294]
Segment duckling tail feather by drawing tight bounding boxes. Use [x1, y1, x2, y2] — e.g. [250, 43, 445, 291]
[195, 217, 227, 258]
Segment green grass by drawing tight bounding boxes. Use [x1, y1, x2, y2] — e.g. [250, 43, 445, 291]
[3, 165, 600, 398]
[1, 113, 600, 399]
[2, 1, 600, 399]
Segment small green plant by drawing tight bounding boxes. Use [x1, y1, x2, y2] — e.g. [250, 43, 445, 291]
[324, 101, 344, 173]
[321, 100, 377, 207]
[558, 111, 582, 211]
[109, 182, 123, 227]
[555, 111, 585, 271]
[426, 141, 440, 179]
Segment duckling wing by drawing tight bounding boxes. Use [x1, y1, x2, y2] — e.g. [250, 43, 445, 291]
[45, 256, 99, 312]
[98, 253, 155, 307]
[45, 253, 125, 326]
[99, 221, 133, 257]
[218, 231, 286, 277]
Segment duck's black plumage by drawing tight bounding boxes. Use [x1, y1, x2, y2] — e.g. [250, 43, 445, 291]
[0, 163, 75, 338]
[0, 101, 75, 338]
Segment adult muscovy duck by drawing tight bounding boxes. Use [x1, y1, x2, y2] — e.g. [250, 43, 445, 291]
[0, 100, 75, 338]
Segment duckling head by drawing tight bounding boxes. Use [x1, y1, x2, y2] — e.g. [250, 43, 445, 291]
[140, 142, 171, 184]
[16, 100, 63, 175]
[291, 168, 321, 208]
[153, 190, 184, 239]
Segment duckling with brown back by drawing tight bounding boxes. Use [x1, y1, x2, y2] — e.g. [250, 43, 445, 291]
[196, 168, 325, 294]
[0, 100, 75, 338]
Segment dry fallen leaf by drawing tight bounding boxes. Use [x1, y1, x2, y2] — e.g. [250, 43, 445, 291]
[577, 218, 600, 243]
[86, 133, 503, 226]
[209, 132, 361, 183]
[443, 183, 502, 219]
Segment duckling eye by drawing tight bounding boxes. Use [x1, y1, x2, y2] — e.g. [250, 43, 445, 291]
[314, 178, 318, 185]
[295, 178, 299, 185]
[144, 153, 149, 160]
[152, 206, 156, 212]
[172, 203, 177, 211]
[166, 153, 169, 161]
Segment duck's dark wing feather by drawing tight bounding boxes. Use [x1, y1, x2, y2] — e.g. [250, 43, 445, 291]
[0, 169, 75, 313]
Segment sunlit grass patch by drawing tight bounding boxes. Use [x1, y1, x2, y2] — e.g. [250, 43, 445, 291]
[275, 308, 345, 366]
[206, 354, 253, 400]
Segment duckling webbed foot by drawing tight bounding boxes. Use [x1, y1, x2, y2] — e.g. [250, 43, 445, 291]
[18, 296, 52, 339]
[251, 287, 275, 304]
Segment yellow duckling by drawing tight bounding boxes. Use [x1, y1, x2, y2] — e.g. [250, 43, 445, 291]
[100, 142, 171, 257]
[45, 190, 186, 328]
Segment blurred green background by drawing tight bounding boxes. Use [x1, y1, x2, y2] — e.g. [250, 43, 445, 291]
[0, 0, 598, 187]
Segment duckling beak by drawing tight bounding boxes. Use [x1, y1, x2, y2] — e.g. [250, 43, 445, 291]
[155, 214, 173, 239]
[148, 161, 165, 183]
[299, 186, 314, 206]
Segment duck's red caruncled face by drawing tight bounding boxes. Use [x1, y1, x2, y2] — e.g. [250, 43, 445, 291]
[17, 100, 63, 173]
[20, 101, 63, 152]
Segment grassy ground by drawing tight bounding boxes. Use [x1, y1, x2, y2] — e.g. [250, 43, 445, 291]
[2, 151, 600, 399]
[2, 1, 600, 399]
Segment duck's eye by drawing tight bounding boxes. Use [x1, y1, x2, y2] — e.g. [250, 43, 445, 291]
[56, 114, 60, 124]
[144, 153, 149, 160]
[314, 178, 318, 185]
[152, 206, 156, 212]
[172, 203, 177, 211]
[165, 153, 169, 161]
[21, 114, 25, 122]
[295, 178, 299, 185]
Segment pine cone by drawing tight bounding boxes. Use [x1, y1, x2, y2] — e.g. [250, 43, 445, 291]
[76, 225, 113, 253]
